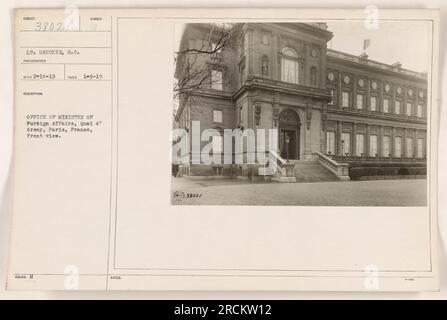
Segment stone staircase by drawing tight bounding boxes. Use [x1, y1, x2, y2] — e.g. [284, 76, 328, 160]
[292, 160, 339, 183]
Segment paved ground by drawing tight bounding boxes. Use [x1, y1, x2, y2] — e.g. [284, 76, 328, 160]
[171, 177, 427, 206]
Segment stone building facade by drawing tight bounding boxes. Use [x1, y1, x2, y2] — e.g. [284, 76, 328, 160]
[174, 23, 427, 179]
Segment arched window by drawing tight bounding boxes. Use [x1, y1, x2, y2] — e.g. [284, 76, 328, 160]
[310, 66, 317, 87]
[281, 47, 299, 84]
[261, 56, 269, 76]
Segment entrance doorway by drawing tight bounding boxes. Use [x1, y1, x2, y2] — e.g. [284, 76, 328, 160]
[278, 109, 300, 160]
[280, 129, 297, 160]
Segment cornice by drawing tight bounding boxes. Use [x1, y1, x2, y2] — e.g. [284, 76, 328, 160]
[233, 76, 332, 102]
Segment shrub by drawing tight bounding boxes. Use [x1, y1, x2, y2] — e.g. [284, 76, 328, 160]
[349, 165, 426, 180]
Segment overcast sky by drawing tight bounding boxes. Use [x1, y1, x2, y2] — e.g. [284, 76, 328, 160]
[326, 20, 430, 73]
[174, 20, 430, 73]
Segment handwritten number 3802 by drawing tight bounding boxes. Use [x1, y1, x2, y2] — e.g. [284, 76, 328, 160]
[35, 22, 65, 31]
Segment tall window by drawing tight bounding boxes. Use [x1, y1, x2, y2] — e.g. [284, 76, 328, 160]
[417, 104, 423, 118]
[341, 132, 351, 155]
[395, 100, 401, 114]
[395, 136, 402, 157]
[342, 91, 350, 108]
[370, 96, 377, 111]
[310, 66, 317, 87]
[406, 102, 412, 116]
[406, 137, 413, 157]
[281, 47, 299, 84]
[356, 94, 364, 109]
[261, 56, 269, 76]
[326, 131, 335, 154]
[213, 109, 223, 123]
[211, 70, 223, 90]
[417, 138, 424, 158]
[383, 98, 389, 113]
[212, 135, 223, 154]
[383, 136, 390, 157]
[370, 135, 378, 157]
[356, 134, 365, 156]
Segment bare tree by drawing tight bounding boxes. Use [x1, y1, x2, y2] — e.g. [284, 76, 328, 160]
[174, 23, 234, 97]
[173, 23, 241, 124]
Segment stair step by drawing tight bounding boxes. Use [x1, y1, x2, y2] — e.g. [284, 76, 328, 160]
[293, 161, 339, 182]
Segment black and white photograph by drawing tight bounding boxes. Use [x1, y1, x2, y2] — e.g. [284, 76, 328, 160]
[172, 21, 430, 206]
[1, 6, 442, 295]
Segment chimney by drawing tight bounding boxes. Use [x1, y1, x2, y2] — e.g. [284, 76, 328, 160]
[359, 52, 368, 61]
[392, 61, 402, 69]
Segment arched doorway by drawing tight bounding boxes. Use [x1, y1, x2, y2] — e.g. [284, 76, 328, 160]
[278, 109, 301, 160]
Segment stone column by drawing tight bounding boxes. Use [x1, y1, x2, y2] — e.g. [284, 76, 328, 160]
[413, 129, 417, 158]
[337, 121, 343, 156]
[391, 127, 396, 157]
[423, 132, 427, 157]
[247, 29, 254, 75]
[379, 126, 384, 157]
[379, 82, 384, 113]
[321, 108, 327, 153]
[338, 73, 342, 108]
[272, 35, 279, 81]
[352, 122, 357, 156]
[303, 108, 313, 160]
[391, 84, 396, 114]
[403, 128, 408, 157]
[365, 124, 370, 156]
[403, 90, 408, 116]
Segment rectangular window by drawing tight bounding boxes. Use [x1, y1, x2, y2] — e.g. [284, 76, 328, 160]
[383, 98, 389, 113]
[281, 59, 299, 84]
[417, 104, 423, 117]
[211, 70, 223, 90]
[417, 138, 424, 158]
[341, 132, 351, 155]
[356, 134, 364, 156]
[395, 100, 401, 114]
[383, 136, 390, 157]
[212, 135, 223, 153]
[406, 102, 412, 116]
[395, 136, 402, 157]
[370, 135, 378, 157]
[406, 137, 413, 157]
[213, 109, 223, 123]
[356, 94, 363, 109]
[370, 96, 377, 111]
[326, 131, 335, 154]
[342, 92, 349, 108]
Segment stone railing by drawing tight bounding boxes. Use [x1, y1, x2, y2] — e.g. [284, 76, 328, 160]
[258, 150, 296, 182]
[328, 154, 427, 164]
[317, 152, 350, 181]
